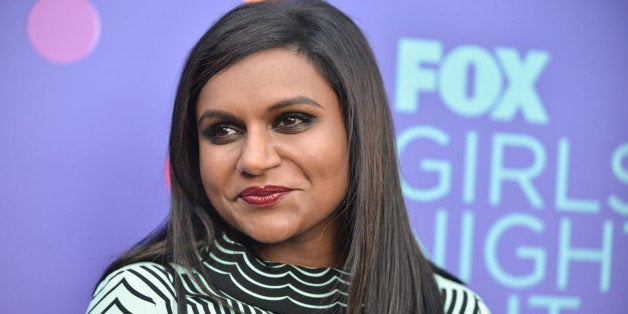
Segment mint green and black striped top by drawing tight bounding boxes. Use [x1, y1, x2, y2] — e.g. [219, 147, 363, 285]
[87, 234, 490, 313]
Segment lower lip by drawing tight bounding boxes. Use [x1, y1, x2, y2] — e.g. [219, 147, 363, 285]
[240, 192, 288, 207]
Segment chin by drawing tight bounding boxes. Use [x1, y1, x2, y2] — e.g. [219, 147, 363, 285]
[233, 216, 303, 244]
[245, 229, 295, 244]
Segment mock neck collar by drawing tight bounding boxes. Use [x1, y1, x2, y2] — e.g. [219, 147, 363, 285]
[203, 233, 349, 313]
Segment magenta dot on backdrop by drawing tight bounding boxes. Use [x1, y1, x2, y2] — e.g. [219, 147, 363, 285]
[164, 157, 171, 190]
[27, 0, 101, 64]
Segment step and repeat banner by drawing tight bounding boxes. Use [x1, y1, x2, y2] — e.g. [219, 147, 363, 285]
[1, 0, 626, 313]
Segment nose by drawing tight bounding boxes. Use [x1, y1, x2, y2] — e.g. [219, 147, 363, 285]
[236, 128, 281, 176]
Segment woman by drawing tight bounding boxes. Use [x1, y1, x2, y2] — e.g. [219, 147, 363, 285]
[88, 1, 490, 313]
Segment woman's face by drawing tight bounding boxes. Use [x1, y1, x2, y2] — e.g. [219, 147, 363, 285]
[196, 48, 349, 263]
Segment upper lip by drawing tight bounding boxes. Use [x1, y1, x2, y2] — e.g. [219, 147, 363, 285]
[239, 185, 291, 197]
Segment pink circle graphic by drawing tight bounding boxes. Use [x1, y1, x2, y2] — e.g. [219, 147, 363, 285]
[164, 156, 171, 190]
[27, 0, 101, 64]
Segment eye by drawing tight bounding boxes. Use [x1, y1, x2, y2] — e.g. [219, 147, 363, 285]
[273, 112, 315, 133]
[201, 123, 243, 144]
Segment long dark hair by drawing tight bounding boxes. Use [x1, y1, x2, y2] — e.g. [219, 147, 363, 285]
[99, 1, 442, 313]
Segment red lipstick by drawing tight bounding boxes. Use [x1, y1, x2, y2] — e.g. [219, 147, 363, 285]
[239, 185, 291, 207]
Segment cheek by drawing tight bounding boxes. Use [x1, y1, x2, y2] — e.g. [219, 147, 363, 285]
[326, 130, 350, 201]
[313, 152, 350, 216]
[302, 127, 350, 196]
[198, 144, 233, 199]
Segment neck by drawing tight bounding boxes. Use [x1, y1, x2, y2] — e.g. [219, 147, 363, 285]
[254, 226, 344, 268]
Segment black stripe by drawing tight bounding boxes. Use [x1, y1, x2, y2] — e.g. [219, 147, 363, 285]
[141, 264, 176, 298]
[459, 290, 468, 314]
[206, 259, 346, 308]
[473, 295, 481, 314]
[200, 299, 212, 314]
[447, 289, 457, 314]
[102, 298, 133, 314]
[88, 278, 123, 312]
[186, 299, 200, 314]
[181, 273, 226, 304]
[93, 268, 127, 297]
[88, 276, 153, 312]
[128, 268, 174, 314]
[121, 278, 155, 303]
[209, 251, 345, 288]
[431, 262, 465, 285]
[213, 237, 348, 284]
[181, 273, 204, 295]
[207, 234, 350, 311]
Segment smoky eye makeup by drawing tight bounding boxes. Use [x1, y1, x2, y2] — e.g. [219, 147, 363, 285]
[272, 111, 317, 133]
[201, 122, 244, 145]
[199, 108, 318, 144]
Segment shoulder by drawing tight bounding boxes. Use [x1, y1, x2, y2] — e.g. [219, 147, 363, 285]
[434, 273, 491, 314]
[87, 262, 177, 314]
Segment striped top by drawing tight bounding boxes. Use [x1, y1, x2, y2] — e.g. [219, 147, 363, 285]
[87, 234, 490, 313]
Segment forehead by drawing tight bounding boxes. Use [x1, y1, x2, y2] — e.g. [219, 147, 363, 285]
[196, 48, 338, 115]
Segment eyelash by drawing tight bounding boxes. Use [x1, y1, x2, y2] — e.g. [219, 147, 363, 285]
[201, 123, 243, 145]
[273, 112, 315, 131]
[201, 112, 316, 145]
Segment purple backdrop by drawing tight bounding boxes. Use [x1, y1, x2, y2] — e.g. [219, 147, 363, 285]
[1, 0, 626, 313]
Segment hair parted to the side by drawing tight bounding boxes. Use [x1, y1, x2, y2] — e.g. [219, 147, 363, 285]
[98, 1, 443, 313]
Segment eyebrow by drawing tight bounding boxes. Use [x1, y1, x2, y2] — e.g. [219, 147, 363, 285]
[197, 96, 323, 125]
[269, 96, 323, 111]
